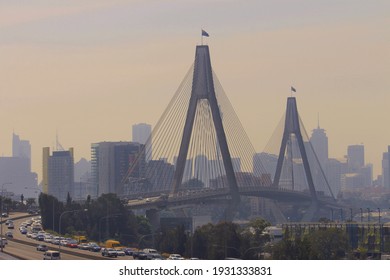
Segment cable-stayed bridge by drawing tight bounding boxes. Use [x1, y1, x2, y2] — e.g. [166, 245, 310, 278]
[121, 44, 339, 222]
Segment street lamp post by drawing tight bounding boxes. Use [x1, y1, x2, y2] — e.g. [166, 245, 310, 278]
[1, 182, 12, 253]
[367, 208, 370, 223]
[360, 208, 363, 223]
[99, 213, 121, 244]
[138, 232, 161, 249]
[24, 186, 41, 214]
[58, 209, 87, 253]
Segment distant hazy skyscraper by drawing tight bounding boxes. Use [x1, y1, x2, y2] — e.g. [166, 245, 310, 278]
[347, 145, 365, 172]
[253, 153, 277, 179]
[91, 142, 144, 197]
[194, 155, 209, 188]
[231, 157, 241, 173]
[42, 147, 74, 202]
[132, 123, 152, 161]
[383, 147, 390, 189]
[12, 133, 31, 168]
[132, 123, 151, 144]
[310, 124, 328, 170]
[388, 146, 390, 188]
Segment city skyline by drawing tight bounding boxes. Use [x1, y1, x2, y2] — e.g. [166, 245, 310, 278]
[0, 1, 388, 180]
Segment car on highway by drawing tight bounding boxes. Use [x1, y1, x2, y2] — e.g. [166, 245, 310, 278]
[37, 244, 49, 252]
[1, 213, 8, 218]
[123, 248, 136, 256]
[5, 231, 13, 238]
[7, 223, 14, 229]
[101, 248, 118, 258]
[168, 254, 185, 260]
[87, 242, 101, 252]
[78, 243, 90, 250]
[146, 253, 164, 260]
[43, 250, 61, 260]
[133, 251, 148, 260]
[1, 237, 7, 245]
[66, 240, 78, 248]
[115, 249, 126, 256]
[36, 234, 45, 241]
[60, 239, 69, 246]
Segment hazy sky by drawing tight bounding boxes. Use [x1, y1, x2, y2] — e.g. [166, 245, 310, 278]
[0, 0, 389, 180]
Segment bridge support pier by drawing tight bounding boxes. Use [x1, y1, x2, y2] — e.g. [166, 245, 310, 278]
[145, 209, 160, 233]
[301, 202, 320, 222]
[269, 201, 287, 224]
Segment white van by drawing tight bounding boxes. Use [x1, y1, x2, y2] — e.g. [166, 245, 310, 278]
[43, 250, 61, 260]
[142, 248, 158, 254]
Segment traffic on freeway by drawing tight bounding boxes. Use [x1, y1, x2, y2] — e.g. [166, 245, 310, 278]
[1, 212, 134, 260]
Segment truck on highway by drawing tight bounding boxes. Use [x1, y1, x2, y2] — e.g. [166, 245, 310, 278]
[73, 235, 88, 244]
[103, 239, 124, 250]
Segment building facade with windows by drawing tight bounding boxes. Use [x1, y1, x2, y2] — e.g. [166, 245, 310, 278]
[42, 147, 74, 202]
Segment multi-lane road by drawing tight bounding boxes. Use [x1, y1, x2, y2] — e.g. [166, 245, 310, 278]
[1, 212, 133, 260]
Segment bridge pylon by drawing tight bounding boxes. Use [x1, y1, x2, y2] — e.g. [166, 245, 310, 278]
[273, 97, 319, 221]
[172, 45, 240, 209]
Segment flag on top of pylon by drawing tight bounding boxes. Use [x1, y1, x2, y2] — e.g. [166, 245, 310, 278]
[291, 86, 296, 93]
[201, 29, 209, 37]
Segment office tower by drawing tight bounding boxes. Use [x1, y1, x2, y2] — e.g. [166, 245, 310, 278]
[194, 155, 209, 188]
[326, 158, 348, 196]
[42, 147, 74, 202]
[132, 123, 152, 160]
[253, 152, 277, 179]
[231, 157, 241, 173]
[383, 147, 390, 189]
[0, 133, 37, 199]
[347, 145, 365, 173]
[388, 146, 390, 188]
[132, 123, 151, 144]
[12, 133, 32, 169]
[91, 142, 144, 197]
[310, 125, 328, 170]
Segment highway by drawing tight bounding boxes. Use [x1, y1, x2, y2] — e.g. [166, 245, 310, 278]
[1, 212, 133, 260]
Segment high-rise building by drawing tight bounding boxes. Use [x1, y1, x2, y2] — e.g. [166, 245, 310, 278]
[91, 142, 144, 197]
[310, 125, 328, 170]
[326, 158, 348, 196]
[388, 146, 390, 188]
[0, 134, 37, 199]
[194, 155, 209, 188]
[12, 133, 32, 169]
[347, 145, 365, 173]
[383, 147, 390, 189]
[231, 157, 241, 173]
[253, 152, 277, 179]
[132, 123, 151, 144]
[132, 123, 152, 160]
[0, 157, 38, 199]
[42, 147, 74, 202]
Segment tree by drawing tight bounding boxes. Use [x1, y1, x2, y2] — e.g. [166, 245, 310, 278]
[190, 222, 242, 259]
[308, 228, 348, 259]
[272, 227, 349, 260]
[241, 218, 271, 259]
[26, 198, 36, 208]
